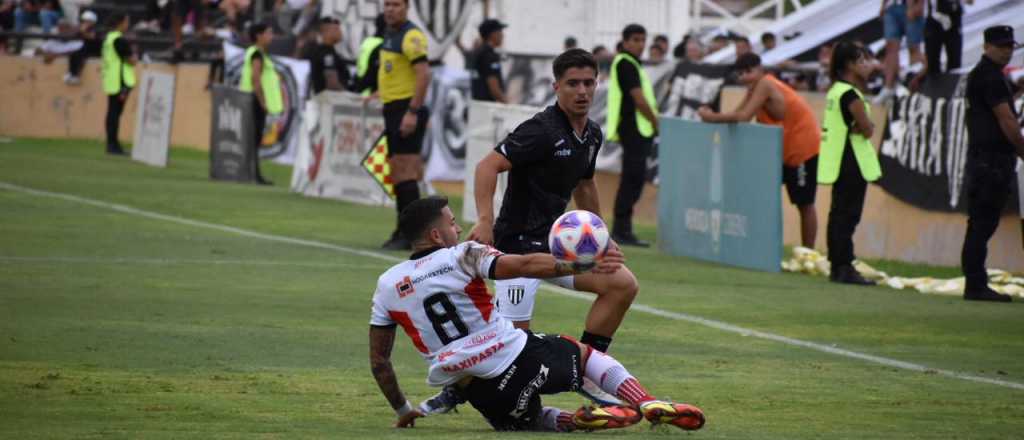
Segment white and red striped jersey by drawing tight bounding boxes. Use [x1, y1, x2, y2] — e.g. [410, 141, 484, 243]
[370, 242, 528, 386]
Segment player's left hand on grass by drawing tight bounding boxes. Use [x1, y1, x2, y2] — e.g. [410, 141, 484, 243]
[395, 409, 425, 428]
[593, 246, 625, 274]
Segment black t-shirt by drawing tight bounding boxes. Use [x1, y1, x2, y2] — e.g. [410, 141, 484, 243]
[966, 56, 1018, 155]
[927, 0, 964, 30]
[615, 52, 643, 136]
[837, 81, 861, 156]
[492, 104, 603, 254]
[303, 42, 352, 95]
[471, 44, 503, 101]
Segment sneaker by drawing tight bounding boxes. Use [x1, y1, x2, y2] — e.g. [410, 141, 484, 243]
[964, 287, 1012, 303]
[571, 404, 642, 431]
[417, 385, 466, 415]
[830, 265, 875, 286]
[578, 377, 622, 406]
[640, 400, 705, 431]
[611, 231, 650, 248]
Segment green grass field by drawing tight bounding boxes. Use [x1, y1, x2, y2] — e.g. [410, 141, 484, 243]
[1, 139, 1022, 439]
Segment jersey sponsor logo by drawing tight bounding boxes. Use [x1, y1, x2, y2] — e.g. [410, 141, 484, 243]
[510, 364, 549, 418]
[437, 350, 457, 362]
[395, 276, 415, 298]
[496, 364, 517, 391]
[411, 265, 455, 284]
[440, 341, 506, 373]
[463, 330, 498, 349]
[507, 285, 525, 305]
[414, 255, 434, 268]
[554, 148, 572, 157]
[569, 354, 580, 391]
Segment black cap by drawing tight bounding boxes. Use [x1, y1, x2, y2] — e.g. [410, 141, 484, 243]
[733, 53, 762, 71]
[478, 19, 507, 38]
[984, 25, 1019, 47]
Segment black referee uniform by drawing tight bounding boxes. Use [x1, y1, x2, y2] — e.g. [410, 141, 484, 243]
[960, 26, 1023, 303]
[492, 104, 603, 255]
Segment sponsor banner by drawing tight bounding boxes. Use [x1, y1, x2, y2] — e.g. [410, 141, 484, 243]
[132, 71, 175, 168]
[224, 43, 310, 165]
[658, 118, 783, 272]
[461, 100, 541, 223]
[210, 85, 256, 182]
[321, 0, 475, 62]
[879, 73, 1021, 212]
[291, 91, 393, 207]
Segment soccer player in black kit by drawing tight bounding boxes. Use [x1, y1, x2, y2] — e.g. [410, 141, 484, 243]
[407, 49, 640, 412]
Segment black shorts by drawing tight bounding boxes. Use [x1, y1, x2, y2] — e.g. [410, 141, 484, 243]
[782, 154, 818, 207]
[463, 331, 583, 431]
[382, 98, 429, 156]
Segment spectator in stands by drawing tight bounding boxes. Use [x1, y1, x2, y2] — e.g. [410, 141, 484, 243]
[354, 13, 385, 97]
[815, 42, 834, 91]
[653, 34, 669, 56]
[708, 34, 728, 55]
[910, 0, 972, 90]
[219, 0, 250, 24]
[648, 40, 666, 64]
[58, 0, 89, 26]
[171, 0, 213, 62]
[684, 37, 703, 63]
[698, 53, 821, 250]
[592, 44, 612, 79]
[960, 25, 1024, 303]
[733, 36, 752, 57]
[240, 21, 278, 185]
[876, 0, 925, 103]
[101, 13, 135, 156]
[471, 18, 508, 103]
[303, 16, 351, 95]
[64, 9, 98, 84]
[15, 0, 61, 35]
[607, 23, 658, 247]
[761, 32, 777, 52]
[819, 41, 881, 285]
[564, 35, 576, 51]
[0, 1, 14, 52]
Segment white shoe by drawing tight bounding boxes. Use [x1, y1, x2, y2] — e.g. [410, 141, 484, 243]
[578, 377, 623, 406]
[64, 73, 80, 85]
[872, 87, 895, 105]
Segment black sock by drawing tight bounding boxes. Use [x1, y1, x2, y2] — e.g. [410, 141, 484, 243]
[580, 331, 612, 353]
[394, 180, 420, 216]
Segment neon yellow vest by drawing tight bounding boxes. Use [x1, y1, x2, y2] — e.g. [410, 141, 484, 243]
[240, 46, 284, 115]
[606, 53, 658, 141]
[357, 36, 384, 96]
[818, 81, 882, 184]
[101, 31, 136, 95]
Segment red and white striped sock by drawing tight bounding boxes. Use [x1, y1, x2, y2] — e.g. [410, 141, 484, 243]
[616, 377, 656, 406]
[584, 350, 656, 406]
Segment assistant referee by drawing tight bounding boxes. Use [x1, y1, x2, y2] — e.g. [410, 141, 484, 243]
[379, 0, 432, 251]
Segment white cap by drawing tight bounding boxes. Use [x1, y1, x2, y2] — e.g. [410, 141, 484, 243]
[81, 10, 97, 23]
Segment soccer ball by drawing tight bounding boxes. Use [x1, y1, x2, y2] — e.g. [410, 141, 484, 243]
[548, 210, 610, 266]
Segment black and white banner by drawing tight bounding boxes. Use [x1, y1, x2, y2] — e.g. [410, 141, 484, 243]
[879, 73, 1022, 212]
[132, 71, 176, 168]
[210, 85, 256, 182]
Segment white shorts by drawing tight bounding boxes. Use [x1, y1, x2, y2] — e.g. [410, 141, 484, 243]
[494, 276, 575, 322]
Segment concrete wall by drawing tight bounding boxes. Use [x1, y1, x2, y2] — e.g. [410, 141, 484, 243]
[0, 55, 211, 150]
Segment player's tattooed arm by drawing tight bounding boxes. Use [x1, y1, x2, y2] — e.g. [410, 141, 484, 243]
[369, 325, 408, 411]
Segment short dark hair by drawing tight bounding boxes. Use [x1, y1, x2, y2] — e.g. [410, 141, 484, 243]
[591, 45, 607, 55]
[564, 36, 577, 49]
[248, 22, 270, 43]
[830, 40, 867, 82]
[654, 34, 669, 45]
[399, 196, 449, 243]
[552, 48, 598, 80]
[622, 23, 646, 41]
[761, 32, 776, 43]
[735, 36, 751, 45]
[734, 53, 762, 71]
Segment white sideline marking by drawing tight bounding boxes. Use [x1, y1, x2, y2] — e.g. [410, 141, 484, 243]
[3, 181, 1022, 392]
[0, 256, 380, 269]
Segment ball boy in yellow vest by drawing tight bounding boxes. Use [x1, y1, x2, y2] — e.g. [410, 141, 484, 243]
[239, 22, 281, 185]
[101, 13, 135, 155]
